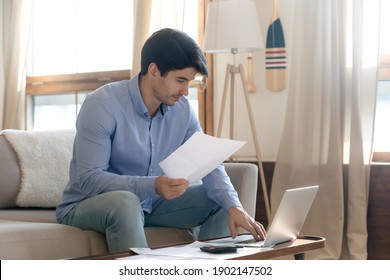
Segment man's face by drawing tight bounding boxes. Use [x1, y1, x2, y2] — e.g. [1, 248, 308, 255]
[152, 67, 198, 106]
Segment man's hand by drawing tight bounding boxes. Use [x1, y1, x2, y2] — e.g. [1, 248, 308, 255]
[155, 176, 190, 200]
[228, 206, 267, 240]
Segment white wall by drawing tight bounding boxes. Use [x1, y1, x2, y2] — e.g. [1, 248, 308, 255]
[212, 0, 294, 161]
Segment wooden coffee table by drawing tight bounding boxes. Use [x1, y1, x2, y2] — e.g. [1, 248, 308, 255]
[79, 235, 325, 260]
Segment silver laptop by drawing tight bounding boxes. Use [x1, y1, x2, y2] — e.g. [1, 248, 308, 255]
[204, 185, 319, 247]
[234, 185, 319, 248]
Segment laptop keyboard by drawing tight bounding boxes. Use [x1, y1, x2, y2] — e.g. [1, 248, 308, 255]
[235, 238, 265, 247]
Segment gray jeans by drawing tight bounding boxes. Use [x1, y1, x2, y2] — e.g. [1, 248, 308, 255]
[61, 184, 230, 253]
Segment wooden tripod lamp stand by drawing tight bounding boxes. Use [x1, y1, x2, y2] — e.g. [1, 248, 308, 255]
[203, 0, 271, 222]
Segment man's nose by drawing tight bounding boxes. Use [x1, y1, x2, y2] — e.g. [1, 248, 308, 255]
[180, 85, 189, 96]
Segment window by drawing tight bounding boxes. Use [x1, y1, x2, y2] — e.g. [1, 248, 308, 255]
[372, 0, 390, 159]
[26, 0, 205, 131]
[26, 70, 131, 129]
[28, 0, 133, 75]
[26, 0, 134, 130]
[373, 79, 390, 152]
[27, 93, 87, 130]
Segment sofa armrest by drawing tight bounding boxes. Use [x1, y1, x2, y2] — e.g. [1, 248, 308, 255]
[224, 162, 258, 218]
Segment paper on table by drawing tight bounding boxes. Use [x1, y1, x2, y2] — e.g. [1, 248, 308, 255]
[126, 244, 216, 260]
[159, 132, 245, 184]
[120, 240, 270, 260]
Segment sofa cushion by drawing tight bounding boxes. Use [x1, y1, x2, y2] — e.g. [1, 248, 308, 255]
[0, 136, 21, 208]
[0, 219, 91, 259]
[1, 129, 75, 208]
[0, 208, 57, 223]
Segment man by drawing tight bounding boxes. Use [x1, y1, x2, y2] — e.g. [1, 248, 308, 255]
[56, 28, 266, 253]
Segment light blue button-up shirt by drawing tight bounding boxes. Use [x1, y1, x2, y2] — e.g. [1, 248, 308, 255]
[56, 74, 241, 223]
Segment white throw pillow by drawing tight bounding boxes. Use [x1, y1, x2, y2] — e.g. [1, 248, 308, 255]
[2, 129, 75, 208]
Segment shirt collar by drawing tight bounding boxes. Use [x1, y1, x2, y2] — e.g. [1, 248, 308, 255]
[129, 73, 170, 118]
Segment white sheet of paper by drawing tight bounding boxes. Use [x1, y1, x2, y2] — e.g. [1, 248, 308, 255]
[159, 132, 245, 184]
[121, 239, 272, 260]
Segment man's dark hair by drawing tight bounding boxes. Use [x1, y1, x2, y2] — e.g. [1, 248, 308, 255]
[140, 28, 208, 77]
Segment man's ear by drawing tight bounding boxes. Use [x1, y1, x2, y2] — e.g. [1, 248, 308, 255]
[148, 63, 159, 79]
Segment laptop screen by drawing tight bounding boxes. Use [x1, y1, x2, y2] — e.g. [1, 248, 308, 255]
[262, 185, 319, 247]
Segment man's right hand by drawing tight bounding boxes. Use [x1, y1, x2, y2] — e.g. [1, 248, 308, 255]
[155, 176, 189, 200]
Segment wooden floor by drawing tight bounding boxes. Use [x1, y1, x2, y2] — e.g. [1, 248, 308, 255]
[253, 162, 390, 260]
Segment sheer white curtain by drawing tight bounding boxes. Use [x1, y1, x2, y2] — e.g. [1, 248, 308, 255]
[0, 0, 32, 130]
[132, 0, 198, 74]
[132, 0, 152, 75]
[271, 0, 381, 259]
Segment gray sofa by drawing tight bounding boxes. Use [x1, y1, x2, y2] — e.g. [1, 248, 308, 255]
[0, 129, 259, 260]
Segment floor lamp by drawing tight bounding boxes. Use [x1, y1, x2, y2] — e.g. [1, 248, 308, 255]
[203, 0, 271, 222]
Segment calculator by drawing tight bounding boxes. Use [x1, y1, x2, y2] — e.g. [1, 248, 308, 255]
[200, 245, 238, 254]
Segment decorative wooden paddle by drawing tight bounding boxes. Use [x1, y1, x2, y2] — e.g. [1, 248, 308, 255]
[265, 0, 287, 92]
[246, 53, 256, 93]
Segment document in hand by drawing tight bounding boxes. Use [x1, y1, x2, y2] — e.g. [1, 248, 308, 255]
[159, 131, 245, 184]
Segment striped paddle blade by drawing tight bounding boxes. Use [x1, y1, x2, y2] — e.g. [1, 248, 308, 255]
[265, 11, 287, 91]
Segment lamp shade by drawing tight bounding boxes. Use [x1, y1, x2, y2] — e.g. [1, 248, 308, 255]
[203, 0, 264, 54]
